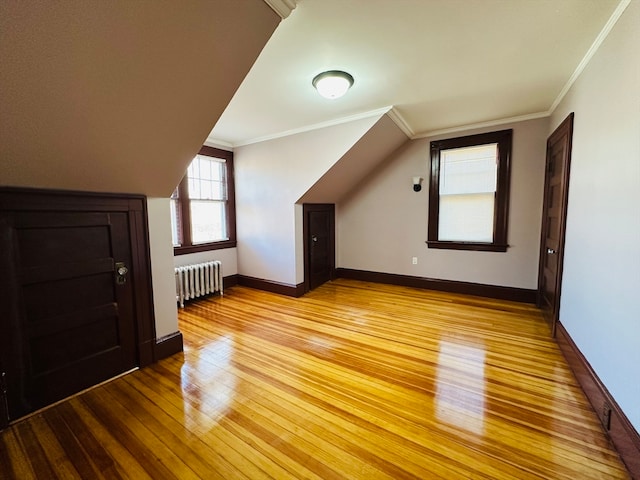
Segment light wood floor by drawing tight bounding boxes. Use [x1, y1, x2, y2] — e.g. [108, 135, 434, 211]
[0, 279, 630, 479]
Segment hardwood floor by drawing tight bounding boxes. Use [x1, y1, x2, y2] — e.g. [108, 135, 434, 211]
[0, 279, 630, 479]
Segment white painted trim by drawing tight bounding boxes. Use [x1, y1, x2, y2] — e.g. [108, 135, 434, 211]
[234, 106, 393, 147]
[263, 0, 298, 19]
[549, 0, 631, 113]
[386, 107, 414, 138]
[413, 111, 550, 139]
[204, 137, 234, 150]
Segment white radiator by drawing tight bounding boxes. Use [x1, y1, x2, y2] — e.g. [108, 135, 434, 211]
[175, 260, 223, 308]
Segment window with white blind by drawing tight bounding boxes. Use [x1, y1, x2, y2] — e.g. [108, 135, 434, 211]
[171, 146, 236, 254]
[427, 130, 512, 252]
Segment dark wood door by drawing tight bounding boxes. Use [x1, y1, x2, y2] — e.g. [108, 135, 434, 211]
[303, 204, 335, 292]
[538, 113, 574, 336]
[0, 194, 147, 422]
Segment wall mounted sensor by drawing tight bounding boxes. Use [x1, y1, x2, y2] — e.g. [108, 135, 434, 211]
[413, 176, 423, 192]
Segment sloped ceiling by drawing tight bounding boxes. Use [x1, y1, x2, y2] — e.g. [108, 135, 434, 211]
[297, 113, 408, 204]
[0, 1, 279, 197]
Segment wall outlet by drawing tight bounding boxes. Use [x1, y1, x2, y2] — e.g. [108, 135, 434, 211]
[412, 257, 418, 265]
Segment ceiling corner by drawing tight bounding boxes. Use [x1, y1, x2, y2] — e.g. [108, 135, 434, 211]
[263, 0, 298, 19]
[386, 108, 415, 139]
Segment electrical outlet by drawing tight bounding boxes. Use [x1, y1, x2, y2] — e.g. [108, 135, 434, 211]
[412, 257, 418, 265]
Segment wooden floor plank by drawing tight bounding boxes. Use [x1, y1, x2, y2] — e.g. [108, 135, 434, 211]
[0, 428, 37, 479]
[65, 396, 153, 480]
[0, 280, 631, 479]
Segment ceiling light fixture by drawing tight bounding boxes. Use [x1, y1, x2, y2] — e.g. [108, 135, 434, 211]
[312, 70, 354, 99]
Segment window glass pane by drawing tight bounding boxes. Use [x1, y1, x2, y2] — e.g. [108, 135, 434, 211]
[170, 198, 181, 246]
[190, 200, 227, 244]
[211, 180, 225, 200]
[188, 178, 199, 199]
[187, 156, 226, 200]
[200, 180, 213, 199]
[439, 193, 494, 242]
[438, 143, 497, 242]
[440, 144, 497, 195]
[200, 156, 212, 180]
[187, 156, 200, 179]
[211, 160, 223, 181]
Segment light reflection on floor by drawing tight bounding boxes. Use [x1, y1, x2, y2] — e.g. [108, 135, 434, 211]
[435, 336, 487, 435]
[181, 335, 237, 432]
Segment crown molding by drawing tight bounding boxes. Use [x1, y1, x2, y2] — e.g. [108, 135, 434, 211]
[203, 137, 234, 150]
[549, 0, 631, 113]
[263, 0, 298, 19]
[386, 107, 414, 138]
[214, 108, 552, 148]
[413, 111, 550, 139]
[234, 106, 393, 147]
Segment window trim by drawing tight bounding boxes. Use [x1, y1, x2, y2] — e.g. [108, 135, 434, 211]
[427, 129, 512, 252]
[173, 145, 236, 255]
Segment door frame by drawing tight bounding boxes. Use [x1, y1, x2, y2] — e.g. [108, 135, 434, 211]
[0, 188, 157, 422]
[302, 203, 336, 293]
[0, 362, 8, 429]
[537, 113, 574, 337]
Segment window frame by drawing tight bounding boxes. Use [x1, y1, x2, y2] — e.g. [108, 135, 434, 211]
[427, 129, 512, 252]
[173, 145, 236, 255]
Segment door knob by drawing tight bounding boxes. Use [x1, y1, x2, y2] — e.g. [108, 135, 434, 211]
[115, 262, 129, 285]
[547, 248, 556, 255]
[312, 235, 318, 242]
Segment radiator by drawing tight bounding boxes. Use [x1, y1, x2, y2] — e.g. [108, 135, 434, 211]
[175, 260, 223, 308]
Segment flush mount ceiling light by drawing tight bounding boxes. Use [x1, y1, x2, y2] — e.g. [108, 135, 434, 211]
[312, 70, 354, 99]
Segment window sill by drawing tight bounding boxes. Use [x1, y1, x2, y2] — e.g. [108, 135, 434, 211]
[426, 241, 508, 252]
[174, 240, 237, 255]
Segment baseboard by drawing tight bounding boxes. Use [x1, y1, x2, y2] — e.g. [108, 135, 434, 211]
[137, 339, 155, 367]
[224, 274, 238, 289]
[556, 322, 640, 479]
[237, 275, 305, 297]
[154, 331, 184, 361]
[335, 268, 537, 303]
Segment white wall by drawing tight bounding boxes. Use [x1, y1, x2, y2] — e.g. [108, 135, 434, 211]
[234, 113, 384, 286]
[149, 199, 239, 340]
[338, 117, 549, 288]
[550, 0, 639, 431]
[147, 198, 179, 339]
[174, 248, 238, 275]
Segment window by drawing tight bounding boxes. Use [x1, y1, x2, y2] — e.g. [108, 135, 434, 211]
[172, 146, 236, 254]
[427, 129, 512, 252]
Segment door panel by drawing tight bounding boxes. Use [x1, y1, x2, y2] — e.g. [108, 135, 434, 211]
[0, 208, 137, 420]
[303, 204, 335, 292]
[538, 113, 574, 335]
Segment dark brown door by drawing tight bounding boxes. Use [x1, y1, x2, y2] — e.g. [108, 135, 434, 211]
[303, 204, 335, 292]
[538, 113, 574, 336]
[0, 198, 143, 421]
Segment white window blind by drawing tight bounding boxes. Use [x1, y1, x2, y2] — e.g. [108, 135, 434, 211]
[438, 143, 498, 242]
